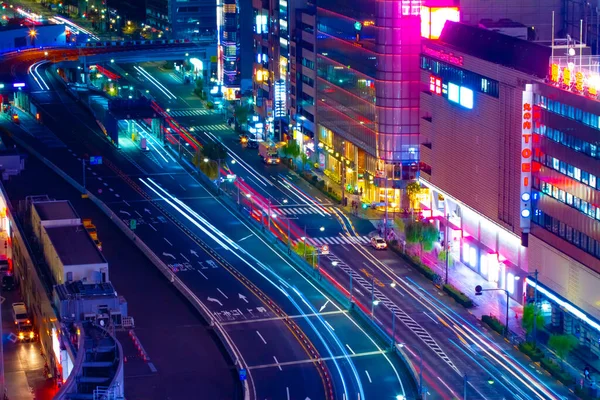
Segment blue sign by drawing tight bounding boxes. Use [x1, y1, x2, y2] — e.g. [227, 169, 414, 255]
[89, 156, 103, 165]
[12, 83, 25, 88]
[239, 369, 247, 381]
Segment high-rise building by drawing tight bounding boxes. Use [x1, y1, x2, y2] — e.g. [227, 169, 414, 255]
[419, 20, 600, 352]
[252, 0, 291, 140]
[145, 0, 218, 39]
[289, 0, 425, 206]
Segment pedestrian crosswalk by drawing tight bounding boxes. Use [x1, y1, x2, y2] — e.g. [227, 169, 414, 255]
[309, 236, 370, 246]
[187, 124, 230, 132]
[168, 109, 212, 117]
[276, 206, 330, 216]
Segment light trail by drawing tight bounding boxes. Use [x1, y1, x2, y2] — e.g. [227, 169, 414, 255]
[141, 176, 408, 398]
[51, 15, 99, 40]
[141, 178, 352, 397]
[132, 121, 174, 163]
[28, 61, 50, 91]
[134, 66, 177, 100]
[278, 175, 331, 216]
[330, 208, 561, 400]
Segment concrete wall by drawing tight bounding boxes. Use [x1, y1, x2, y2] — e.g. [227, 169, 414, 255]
[0, 24, 67, 51]
[529, 233, 600, 321]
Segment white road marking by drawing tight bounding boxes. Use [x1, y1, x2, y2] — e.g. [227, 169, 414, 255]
[273, 356, 282, 371]
[197, 270, 208, 280]
[164, 238, 173, 246]
[346, 344, 356, 355]
[286, 387, 290, 400]
[123, 201, 131, 207]
[179, 184, 187, 191]
[238, 234, 253, 242]
[365, 370, 372, 383]
[149, 224, 157, 231]
[423, 312, 439, 325]
[256, 331, 267, 345]
[180, 253, 190, 262]
[135, 210, 143, 218]
[217, 288, 229, 299]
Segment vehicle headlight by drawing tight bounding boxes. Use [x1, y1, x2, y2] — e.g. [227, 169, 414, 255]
[29, 332, 34, 339]
[18, 333, 24, 340]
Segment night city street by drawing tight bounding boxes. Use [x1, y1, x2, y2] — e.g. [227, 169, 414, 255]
[0, 1, 598, 400]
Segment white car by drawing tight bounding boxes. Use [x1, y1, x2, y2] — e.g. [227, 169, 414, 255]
[371, 237, 387, 250]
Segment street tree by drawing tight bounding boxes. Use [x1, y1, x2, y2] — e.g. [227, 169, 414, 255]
[406, 181, 422, 210]
[548, 334, 578, 368]
[282, 140, 301, 159]
[234, 104, 250, 126]
[522, 304, 545, 338]
[202, 141, 227, 161]
[405, 220, 439, 257]
[301, 153, 311, 171]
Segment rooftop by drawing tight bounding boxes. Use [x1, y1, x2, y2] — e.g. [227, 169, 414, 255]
[438, 21, 551, 78]
[45, 225, 106, 266]
[478, 18, 527, 29]
[34, 200, 79, 221]
[55, 281, 117, 300]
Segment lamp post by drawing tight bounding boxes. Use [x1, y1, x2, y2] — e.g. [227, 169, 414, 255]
[398, 343, 423, 397]
[475, 285, 513, 337]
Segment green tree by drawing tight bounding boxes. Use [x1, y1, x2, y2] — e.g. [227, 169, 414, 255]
[282, 140, 301, 160]
[548, 334, 578, 368]
[522, 304, 545, 337]
[293, 240, 316, 264]
[301, 153, 311, 171]
[406, 181, 422, 208]
[202, 141, 227, 161]
[437, 249, 454, 267]
[405, 220, 439, 256]
[234, 104, 250, 126]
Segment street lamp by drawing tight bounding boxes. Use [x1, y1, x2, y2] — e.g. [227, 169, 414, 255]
[475, 285, 511, 337]
[398, 343, 423, 397]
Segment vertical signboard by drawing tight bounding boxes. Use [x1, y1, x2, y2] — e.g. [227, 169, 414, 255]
[520, 84, 534, 231]
[274, 79, 286, 118]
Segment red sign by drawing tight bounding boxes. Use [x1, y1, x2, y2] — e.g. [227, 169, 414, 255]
[422, 46, 464, 66]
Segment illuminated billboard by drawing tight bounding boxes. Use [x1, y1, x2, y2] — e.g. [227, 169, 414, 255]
[432, 75, 473, 109]
[520, 85, 534, 231]
[421, 6, 460, 39]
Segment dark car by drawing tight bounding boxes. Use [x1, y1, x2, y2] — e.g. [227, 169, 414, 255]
[246, 139, 259, 149]
[2, 275, 15, 291]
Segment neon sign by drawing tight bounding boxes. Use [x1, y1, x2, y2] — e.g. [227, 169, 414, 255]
[421, 6, 460, 39]
[429, 75, 442, 95]
[520, 85, 542, 232]
[422, 46, 464, 66]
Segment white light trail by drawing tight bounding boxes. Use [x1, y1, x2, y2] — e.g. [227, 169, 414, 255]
[134, 66, 177, 100]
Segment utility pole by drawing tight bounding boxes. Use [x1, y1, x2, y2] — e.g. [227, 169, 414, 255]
[384, 176, 389, 240]
[340, 162, 346, 207]
[532, 269, 539, 345]
[445, 213, 450, 285]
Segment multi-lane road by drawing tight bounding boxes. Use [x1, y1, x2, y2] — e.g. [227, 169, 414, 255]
[7, 56, 418, 400]
[105, 62, 578, 400]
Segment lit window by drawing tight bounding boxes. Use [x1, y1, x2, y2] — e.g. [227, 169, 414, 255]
[506, 272, 515, 294]
[566, 193, 573, 205]
[552, 157, 559, 170]
[448, 82, 459, 103]
[574, 167, 581, 181]
[469, 246, 477, 267]
[591, 174, 597, 188]
[460, 87, 474, 109]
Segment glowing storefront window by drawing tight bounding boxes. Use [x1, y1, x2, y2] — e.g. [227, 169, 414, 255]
[469, 246, 477, 267]
[480, 254, 488, 277]
[506, 272, 515, 294]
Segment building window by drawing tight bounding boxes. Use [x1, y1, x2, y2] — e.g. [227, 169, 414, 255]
[574, 167, 581, 181]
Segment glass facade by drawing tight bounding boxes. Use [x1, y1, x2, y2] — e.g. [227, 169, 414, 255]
[531, 88, 600, 262]
[314, 2, 421, 172]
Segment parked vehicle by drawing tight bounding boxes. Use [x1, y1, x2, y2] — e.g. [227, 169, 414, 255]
[259, 142, 280, 164]
[246, 139, 259, 149]
[371, 237, 387, 250]
[12, 302, 28, 325]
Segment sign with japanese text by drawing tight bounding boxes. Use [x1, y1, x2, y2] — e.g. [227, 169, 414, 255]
[520, 85, 534, 231]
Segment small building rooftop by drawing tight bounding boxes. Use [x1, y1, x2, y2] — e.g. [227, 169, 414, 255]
[34, 200, 79, 221]
[45, 225, 106, 266]
[55, 281, 117, 300]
